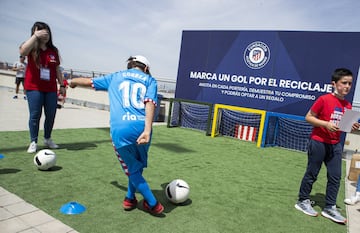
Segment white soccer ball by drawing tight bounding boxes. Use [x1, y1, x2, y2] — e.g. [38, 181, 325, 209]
[34, 149, 57, 170]
[165, 179, 190, 204]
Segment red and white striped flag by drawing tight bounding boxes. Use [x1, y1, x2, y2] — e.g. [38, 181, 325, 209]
[234, 124, 257, 142]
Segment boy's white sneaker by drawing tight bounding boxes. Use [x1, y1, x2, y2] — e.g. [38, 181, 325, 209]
[321, 205, 347, 224]
[295, 199, 318, 217]
[27, 141, 37, 153]
[44, 138, 59, 149]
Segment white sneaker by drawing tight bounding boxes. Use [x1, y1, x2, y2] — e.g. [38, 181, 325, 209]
[344, 192, 360, 205]
[44, 138, 59, 149]
[295, 199, 319, 217]
[321, 205, 347, 224]
[27, 141, 37, 153]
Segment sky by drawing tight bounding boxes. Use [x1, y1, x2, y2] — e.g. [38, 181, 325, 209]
[1, 0, 360, 80]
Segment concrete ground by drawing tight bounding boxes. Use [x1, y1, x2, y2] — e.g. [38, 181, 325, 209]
[1, 72, 360, 232]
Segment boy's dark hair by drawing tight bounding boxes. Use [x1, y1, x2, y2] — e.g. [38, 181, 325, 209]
[127, 60, 146, 70]
[126, 56, 151, 75]
[332, 68, 353, 83]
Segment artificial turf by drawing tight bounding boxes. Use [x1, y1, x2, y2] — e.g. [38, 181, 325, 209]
[0, 126, 347, 232]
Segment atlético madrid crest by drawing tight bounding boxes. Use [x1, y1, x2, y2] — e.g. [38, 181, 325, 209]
[243, 41, 270, 69]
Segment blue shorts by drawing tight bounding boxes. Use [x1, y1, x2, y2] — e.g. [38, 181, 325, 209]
[114, 143, 150, 176]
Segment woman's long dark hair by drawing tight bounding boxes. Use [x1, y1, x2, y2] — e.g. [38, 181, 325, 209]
[30, 21, 58, 67]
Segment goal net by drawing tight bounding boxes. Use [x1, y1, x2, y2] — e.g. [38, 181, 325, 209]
[262, 112, 312, 152]
[167, 100, 312, 152]
[211, 104, 266, 147]
[167, 98, 214, 135]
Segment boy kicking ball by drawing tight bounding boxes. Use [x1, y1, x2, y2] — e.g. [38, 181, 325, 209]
[69, 55, 164, 215]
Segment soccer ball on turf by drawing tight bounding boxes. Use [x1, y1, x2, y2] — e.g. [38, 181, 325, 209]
[165, 179, 190, 204]
[34, 149, 57, 170]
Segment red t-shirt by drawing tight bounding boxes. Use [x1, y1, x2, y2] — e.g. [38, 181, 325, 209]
[24, 48, 60, 92]
[310, 93, 352, 144]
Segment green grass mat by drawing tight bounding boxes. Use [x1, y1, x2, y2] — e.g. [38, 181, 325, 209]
[0, 126, 347, 232]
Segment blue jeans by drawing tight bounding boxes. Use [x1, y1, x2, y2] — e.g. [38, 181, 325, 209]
[26, 90, 57, 143]
[357, 175, 360, 192]
[298, 139, 343, 207]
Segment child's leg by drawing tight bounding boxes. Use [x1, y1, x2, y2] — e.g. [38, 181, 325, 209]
[114, 145, 156, 206]
[324, 143, 342, 207]
[298, 139, 325, 201]
[126, 179, 136, 199]
[129, 171, 157, 207]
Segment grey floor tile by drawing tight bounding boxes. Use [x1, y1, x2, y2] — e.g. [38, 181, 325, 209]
[35, 219, 78, 233]
[18, 228, 41, 233]
[0, 217, 30, 233]
[5, 201, 39, 216]
[0, 206, 15, 220]
[0, 193, 25, 206]
[18, 210, 55, 227]
[0, 186, 9, 196]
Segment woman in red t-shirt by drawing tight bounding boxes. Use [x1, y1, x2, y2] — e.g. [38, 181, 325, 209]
[20, 21, 66, 153]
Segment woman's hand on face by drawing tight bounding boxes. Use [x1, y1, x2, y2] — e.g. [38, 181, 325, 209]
[34, 28, 49, 41]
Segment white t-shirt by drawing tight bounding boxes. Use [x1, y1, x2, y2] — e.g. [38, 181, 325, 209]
[13, 61, 27, 78]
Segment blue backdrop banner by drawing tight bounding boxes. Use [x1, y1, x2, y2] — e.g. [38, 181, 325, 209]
[175, 30, 360, 116]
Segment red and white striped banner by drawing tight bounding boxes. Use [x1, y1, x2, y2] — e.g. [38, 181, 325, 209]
[234, 124, 257, 142]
